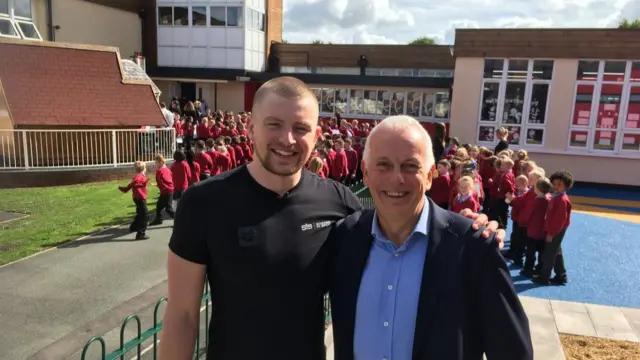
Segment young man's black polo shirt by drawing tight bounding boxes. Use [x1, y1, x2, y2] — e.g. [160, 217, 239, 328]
[169, 165, 362, 360]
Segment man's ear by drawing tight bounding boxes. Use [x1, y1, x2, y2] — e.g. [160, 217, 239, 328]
[247, 119, 254, 141]
[361, 159, 369, 186]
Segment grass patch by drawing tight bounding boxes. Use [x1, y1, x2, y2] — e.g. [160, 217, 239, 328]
[0, 179, 159, 266]
[560, 333, 640, 360]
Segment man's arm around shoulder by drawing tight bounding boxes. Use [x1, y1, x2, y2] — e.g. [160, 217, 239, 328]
[476, 233, 534, 360]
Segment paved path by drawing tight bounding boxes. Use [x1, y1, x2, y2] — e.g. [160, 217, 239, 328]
[0, 220, 174, 360]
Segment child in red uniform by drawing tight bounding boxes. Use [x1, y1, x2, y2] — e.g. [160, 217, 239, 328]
[504, 175, 530, 265]
[215, 144, 232, 173]
[317, 148, 330, 179]
[507, 169, 545, 265]
[151, 154, 175, 225]
[194, 140, 214, 179]
[239, 135, 253, 162]
[535, 171, 574, 285]
[330, 139, 349, 183]
[480, 155, 498, 214]
[430, 160, 452, 209]
[308, 157, 325, 178]
[185, 149, 200, 186]
[170, 150, 191, 200]
[343, 138, 359, 186]
[521, 178, 552, 278]
[204, 139, 220, 176]
[118, 161, 149, 240]
[451, 176, 480, 213]
[490, 157, 515, 229]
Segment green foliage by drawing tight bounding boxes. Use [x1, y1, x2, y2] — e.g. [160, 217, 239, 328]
[408, 36, 437, 45]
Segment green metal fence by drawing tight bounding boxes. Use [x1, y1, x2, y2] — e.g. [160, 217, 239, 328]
[80, 181, 370, 360]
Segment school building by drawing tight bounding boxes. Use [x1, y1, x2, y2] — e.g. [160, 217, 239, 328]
[1, 0, 639, 186]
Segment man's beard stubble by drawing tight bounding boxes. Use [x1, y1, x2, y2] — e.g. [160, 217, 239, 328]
[254, 146, 307, 177]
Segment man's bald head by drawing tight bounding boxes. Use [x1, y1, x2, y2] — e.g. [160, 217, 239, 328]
[252, 76, 317, 112]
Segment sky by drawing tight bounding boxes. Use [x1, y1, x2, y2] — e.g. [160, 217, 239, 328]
[282, 0, 640, 44]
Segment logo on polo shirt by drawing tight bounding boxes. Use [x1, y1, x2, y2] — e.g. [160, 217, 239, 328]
[301, 221, 332, 231]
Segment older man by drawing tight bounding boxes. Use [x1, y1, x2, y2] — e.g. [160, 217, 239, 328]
[161, 77, 505, 360]
[328, 115, 533, 360]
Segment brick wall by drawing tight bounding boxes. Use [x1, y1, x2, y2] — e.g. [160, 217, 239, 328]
[266, 0, 283, 58]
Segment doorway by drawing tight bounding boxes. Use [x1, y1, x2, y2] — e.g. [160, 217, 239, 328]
[180, 82, 197, 102]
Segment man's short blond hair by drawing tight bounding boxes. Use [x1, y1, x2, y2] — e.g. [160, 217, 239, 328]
[252, 76, 316, 111]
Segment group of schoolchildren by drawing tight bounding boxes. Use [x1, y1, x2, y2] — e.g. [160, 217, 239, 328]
[430, 138, 574, 286]
[118, 113, 255, 240]
[305, 117, 372, 185]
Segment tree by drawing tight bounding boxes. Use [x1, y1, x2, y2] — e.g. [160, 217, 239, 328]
[618, 19, 640, 29]
[408, 36, 437, 45]
[310, 39, 332, 44]
[282, 39, 289, 43]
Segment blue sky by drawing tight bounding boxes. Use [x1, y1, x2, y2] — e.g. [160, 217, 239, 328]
[282, 0, 639, 44]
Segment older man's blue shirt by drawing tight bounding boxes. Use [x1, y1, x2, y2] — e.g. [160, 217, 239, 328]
[353, 198, 429, 360]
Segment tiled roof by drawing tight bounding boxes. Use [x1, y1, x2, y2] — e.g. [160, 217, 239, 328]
[121, 59, 161, 99]
[0, 39, 165, 128]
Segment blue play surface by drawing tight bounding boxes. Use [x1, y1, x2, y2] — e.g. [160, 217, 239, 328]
[504, 187, 640, 309]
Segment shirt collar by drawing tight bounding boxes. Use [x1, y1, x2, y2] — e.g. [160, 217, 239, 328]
[371, 196, 429, 248]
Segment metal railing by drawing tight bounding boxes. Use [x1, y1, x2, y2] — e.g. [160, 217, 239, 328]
[80, 182, 371, 360]
[0, 128, 176, 170]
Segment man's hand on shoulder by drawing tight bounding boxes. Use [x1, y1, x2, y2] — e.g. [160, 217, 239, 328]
[459, 209, 505, 249]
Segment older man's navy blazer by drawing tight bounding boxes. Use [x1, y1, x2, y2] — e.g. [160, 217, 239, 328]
[327, 199, 534, 360]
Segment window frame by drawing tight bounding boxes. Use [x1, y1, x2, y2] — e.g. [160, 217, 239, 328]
[226, 6, 243, 27]
[14, 19, 40, 40]
[567, 60, 640, 156]
[0, 16, 20, 38]
[476, 58, 554, 149]
[157, 6, 174, 26]
[12, 0, 30, 20]
[190, 6, 207, 27]
[309, 87, 450, 123]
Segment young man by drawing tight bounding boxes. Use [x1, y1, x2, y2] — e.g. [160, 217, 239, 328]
[160, 77, 506, 360]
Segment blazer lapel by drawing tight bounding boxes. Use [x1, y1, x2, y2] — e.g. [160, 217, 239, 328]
[412, 199, 459, 360]
[343, 210, 375, 359]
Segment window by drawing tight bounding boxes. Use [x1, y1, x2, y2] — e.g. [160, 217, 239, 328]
[15, 20, 39, 39]
[226, 6, 243, 27]
[309, 87, 450, 121]
[13, 0, 30, 19]
[0, 17, 17, 37]
[210, 6, 225, 26]
[247, 9, 264, 31]
[0, 0, 8, 15]
[259, 12, 265, 31]
[477, 59, 553, 147]
[158, 7, 173, 25]
[569, 60, 640, 155]
[191, 6, 206, 26]
[173, 6, 188, 26]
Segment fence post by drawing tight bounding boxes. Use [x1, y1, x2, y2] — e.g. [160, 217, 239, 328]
[111, 130, 118, 167]
[21, 130, 29, 170]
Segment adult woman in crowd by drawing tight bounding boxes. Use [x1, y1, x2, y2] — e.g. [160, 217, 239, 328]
[432, 122, 447, 162]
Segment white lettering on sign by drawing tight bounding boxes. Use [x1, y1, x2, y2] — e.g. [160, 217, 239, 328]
[301, 223, 313, 231]
[315, 221, 332, 229]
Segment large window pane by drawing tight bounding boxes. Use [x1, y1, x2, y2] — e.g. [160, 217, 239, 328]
[16, 21, 39, 39]
[525, 128, 544, 145]
[631, 62, 640, 82]
[158, 7, 173, 25]
[478, 126, 496, 142]
[603, 61, 626, 82]
[210, 7, 225, 26]
[480, 82, 499, 122]
[622, 133, 640, 151]
[14, 0, 31, 19]
[507, 60, 528, 80]
[596, 83, 622, 129]
[502, 82, 525, 124]
[191, 6, 207, 26]
[626, 86, 640, 129]
[532, 60, 554, 80]
[390, 92, 405, 116]
[529, 83, 549, 124]
[335, 89, 347, 114]
[406, 92, 421, 117]
[434, 92, 449, 119]
[483, 59, 503, 79]
[577, 60, 599, 81]
[349, 89, 363, 114]
[259, 13, 265, 31]
[422, 93, 434, 117]
[227, 7, 243, 27]
[0, 17, 17, 36]
[321, 89, 335, 113]
[363, 90, 378, 115]
[593, 130, 616, 151]
[0, 0, 8, 15]
[251, 9, 259, 30]
[173, 7, 188, 26]
[381, 91, 392, 116]
[313, 89, 322, 112]
[572, 84, 594, 126]
[506, 126, 521, 145]
[569, 130, 589, 148]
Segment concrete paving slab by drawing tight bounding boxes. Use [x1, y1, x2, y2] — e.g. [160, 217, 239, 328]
[586, 303, 639, 342]
[621, 307, 640, 341]
[0, 211, 27, 223]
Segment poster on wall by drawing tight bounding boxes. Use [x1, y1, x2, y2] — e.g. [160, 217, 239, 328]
[406, 92, 421, 117]
[596, 84, 623, 129]
[506, 126, 521, 145]
[502, 83, 525, 124]
[621, 134, 640, 151]
[569, 131, 589, 147]
[593, 130, 616, 151]
[478, 126, 495, 142]
[626, 91, 640, 129]
[528, 83, 549, 124]
[480, 83, 499, 122]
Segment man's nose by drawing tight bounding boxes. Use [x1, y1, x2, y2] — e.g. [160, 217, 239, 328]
[279, 130, 296, 145]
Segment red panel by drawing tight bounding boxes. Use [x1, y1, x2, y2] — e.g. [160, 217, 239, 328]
[572, 84, 594, 126]
[244, 82, 262, 112]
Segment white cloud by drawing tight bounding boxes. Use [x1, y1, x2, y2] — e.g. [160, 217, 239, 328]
[283, 0, 638, 45]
